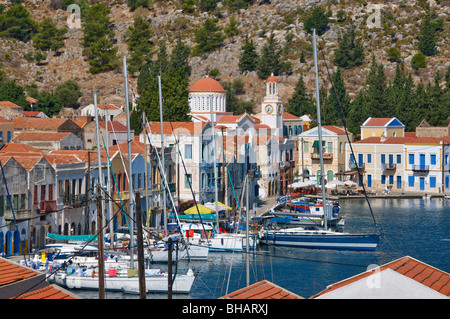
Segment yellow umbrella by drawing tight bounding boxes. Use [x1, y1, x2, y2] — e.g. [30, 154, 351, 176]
[184, 204, 215, 215]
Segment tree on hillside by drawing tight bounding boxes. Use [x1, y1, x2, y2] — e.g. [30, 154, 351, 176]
[418, 7, 437, 56]
[81, 3, 118, 74]
[0, 4, 37, 42]
[88, 36, 119, 74]
[238, 35, 258, 72]
[126, 16, 152, 74]
[54, 80, 82, 108]
[304, 7, 329, 36]
[323, 67, 350, 125]
[36, 90, 62, 117]
[256, 33, 284, 79]
[0, 80, 28, 108]
[137, 42, 191, 122]
[32, 18, 67, 52]
[334, 23, 365, 69]
[127, 0, 150, 11]
[193, 18, 224, 55]
[286, 74, 315, 118]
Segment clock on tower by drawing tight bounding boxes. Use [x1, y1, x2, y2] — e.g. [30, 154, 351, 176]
[261, 74, 284, 137]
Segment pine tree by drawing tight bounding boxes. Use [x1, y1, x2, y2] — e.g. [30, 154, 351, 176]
[193, 18, 224, 56]
[0, 4, 37, 42]
[365, 56, 387, 118]
[88, 36, 119, 74]
[0, 80, 28, 108]
[324, 67, 350, 125]
[256, 33, 283, 79]
[126, 16, 152, 74]
[32, 18, 67, 52]
[418, 7, 437, 56]
[169, 37, 191, 77]
[238, 35, 258, 72]
[334, 23, 365, 69]
[137, 44, 191, 123]
[286, 74, 314, 117]
[303, 6, 329, 36]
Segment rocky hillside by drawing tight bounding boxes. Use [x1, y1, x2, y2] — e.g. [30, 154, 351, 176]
[0, 0, 449, 113]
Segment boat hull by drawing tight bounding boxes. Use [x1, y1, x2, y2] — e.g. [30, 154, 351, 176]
[262, 230, 380, 251]
[49, 271, 195, 294]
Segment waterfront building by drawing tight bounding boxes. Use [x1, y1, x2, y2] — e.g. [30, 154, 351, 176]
[360, 117, 405, 139]
[12, 132, 83, 152]
[80, 103, 123, 120]
[0, 101, 24, 120]
[0, 116, 13, 143]
[299, 125, 353, 184]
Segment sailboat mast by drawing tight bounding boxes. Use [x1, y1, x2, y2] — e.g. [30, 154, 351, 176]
[123, 55, 134, 267]
[313, 29, 328, 230]
[94, 93, 105, 238]
[158, 75, 167, 235]
[210, 94, 219, 232]
[105, 109, 114, 247]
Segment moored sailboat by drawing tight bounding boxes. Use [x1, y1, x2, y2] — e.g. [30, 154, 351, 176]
[261, 29, 381, 251]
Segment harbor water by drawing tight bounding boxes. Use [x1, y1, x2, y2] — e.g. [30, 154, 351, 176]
[71, 197, 450, 299]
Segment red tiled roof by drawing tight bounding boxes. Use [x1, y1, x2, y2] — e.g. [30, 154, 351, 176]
[26, 96, 37, 104]
[0, 116, 10, 123]
[0, 258, 39, 287]
[12, 117, 72, 130]
[312, 256, 450, 298]
[355, 136, 416, 144]
[267, 74, 278, 83]
[283, 112, 300, 120]
[0, 101, 22, 109]
[221, 280, 303, 299]
[97, 104, 119, 110]
[98, 121, 128, 132]
[189, 77, 226, 92]
[13, 285, 78, 299]
[0, 143, 43, 154]
[23, 111, 42, 117]
[323, 125, 349, 135]
[12, 132, 71, 142]
[146, 121, 205, 135]
[406, 137, 441, 145]
[363, 118, 393, 126]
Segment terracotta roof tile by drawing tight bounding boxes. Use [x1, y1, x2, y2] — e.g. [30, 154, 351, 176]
[0, 143, 43, 154]
[323, 125, 348, 135]
[12, 132, 71, 142]
[0, 116, 11, 123]
[283, 112, 300, 120]
[146, 121, 205, 135]
[13, 285, 78, 300]
[0, 101, 22, 109]
[189, 77, 226, 92]
[363, 118, 393, 126]
[0, 258, 39, 287]
[12, 117, 72, 130]
[312, 256, 450, 298]
[98, 121, 128, 132]
[221, 280, 303, 299]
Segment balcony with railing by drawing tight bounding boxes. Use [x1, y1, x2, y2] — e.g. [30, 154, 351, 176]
[279, 161, 296, 170]
[382, 163, 397, 171]
[63, 194, 88, 208]
[39, 200, 57, 214]
[311, 152, 333, 160]
[412, 165, 429, 172]
[4, 209, 32, 222]
[201, 184, 222, 193]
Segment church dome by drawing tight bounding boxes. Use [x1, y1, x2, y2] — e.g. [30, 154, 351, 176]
[189, 77, 226, 92]
[267, 73, 278, 83]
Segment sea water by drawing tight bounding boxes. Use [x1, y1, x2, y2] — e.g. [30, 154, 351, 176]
[72, 198, 450, 299]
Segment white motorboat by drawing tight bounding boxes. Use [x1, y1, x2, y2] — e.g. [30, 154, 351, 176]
[48, 268, 196, 294]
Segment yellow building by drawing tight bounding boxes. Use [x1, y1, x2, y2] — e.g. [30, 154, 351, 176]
[299, 125, 353, 183]
[361, 117, 405, 140]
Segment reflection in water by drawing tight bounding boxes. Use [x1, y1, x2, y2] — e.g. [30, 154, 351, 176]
[71, 198, 450, 299]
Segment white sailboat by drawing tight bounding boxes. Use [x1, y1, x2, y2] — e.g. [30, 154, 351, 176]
[261, 29, 380, 251]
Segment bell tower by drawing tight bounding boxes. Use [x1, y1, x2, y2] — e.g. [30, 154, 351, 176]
[261, 74, 283, 137]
